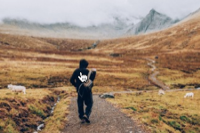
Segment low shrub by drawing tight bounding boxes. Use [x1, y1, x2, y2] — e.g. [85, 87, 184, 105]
[125, 107, 137, 111]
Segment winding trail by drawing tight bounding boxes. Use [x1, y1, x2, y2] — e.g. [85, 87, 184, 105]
[62, 95, 147, 133]
[146, 58, 170, 90]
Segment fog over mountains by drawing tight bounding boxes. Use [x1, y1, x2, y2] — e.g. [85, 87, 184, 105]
[1, 9, 182, 39]
[1, 0, 200, 39]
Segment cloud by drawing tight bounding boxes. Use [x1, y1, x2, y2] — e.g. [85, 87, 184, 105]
[0, 0, 200, 27]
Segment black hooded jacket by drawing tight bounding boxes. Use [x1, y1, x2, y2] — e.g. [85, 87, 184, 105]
[70, 59, 96, 92]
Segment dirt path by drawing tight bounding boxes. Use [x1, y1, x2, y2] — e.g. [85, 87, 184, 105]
[146, 58, 169, 90]
[62, 58, 170, 133]
[62, 95, 147, 133]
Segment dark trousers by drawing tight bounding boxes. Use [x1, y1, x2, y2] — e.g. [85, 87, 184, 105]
[77, 92, 93, 119]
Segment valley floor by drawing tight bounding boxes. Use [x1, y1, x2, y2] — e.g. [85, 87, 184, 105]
[1, 20, 200, 132]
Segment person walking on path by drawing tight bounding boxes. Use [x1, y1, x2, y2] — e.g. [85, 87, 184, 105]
[70, 59, 96, 123]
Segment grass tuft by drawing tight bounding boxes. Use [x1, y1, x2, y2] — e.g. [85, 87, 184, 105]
[29, 105, 46, 118]
[125, 106, 137, 112]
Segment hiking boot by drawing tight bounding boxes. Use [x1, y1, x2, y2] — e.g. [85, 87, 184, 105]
[83, 115, 90, 123]
[80, 118, 85, 123]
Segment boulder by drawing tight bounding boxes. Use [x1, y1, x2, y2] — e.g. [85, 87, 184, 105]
[99, 93, 115, 99]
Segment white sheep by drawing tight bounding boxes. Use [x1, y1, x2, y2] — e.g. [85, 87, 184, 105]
[158, 89, 165, 95]
[7, 84, 26, 94]
[184, 92, 194, 98]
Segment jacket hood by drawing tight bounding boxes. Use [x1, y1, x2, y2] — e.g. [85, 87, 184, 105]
[79, 59, 88, 68]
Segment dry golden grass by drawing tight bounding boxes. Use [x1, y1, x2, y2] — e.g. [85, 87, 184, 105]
[0, 41, 151, 92]
[157, 51, 200, 73]
[0, 39, 151, 132]
[41, 87, 74, 133]
[0, 60, 73, 88]
[155, 51, 200, 89]
[108, 90, 200, 133]
[0, 87, 73, 133]
[0, 33, 94, 51]
[0, 33, 57, 50]
[42, 97, 70, 133]
[157, 68, 200, 89]
[0, 89, 57, 133]
[0, 89, 52, 99]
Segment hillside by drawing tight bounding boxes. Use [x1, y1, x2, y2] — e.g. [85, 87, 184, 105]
[96, 9, 200, 53]
[0, 33, 94, 51]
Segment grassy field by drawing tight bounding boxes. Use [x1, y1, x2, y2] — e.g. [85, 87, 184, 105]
[0, 35, 200, 132]
[156, 51, 200, 89]
[0, 43, 151, 92]
[0, 34, 151, 132]
[107, 90, 200, 133]
[0, 87, 73, 133]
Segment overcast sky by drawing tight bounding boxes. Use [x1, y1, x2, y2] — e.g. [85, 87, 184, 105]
[0, 0, 200, 27]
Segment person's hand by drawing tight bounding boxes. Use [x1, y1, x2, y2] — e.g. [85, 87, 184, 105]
[92, 68, 96, 71]
[78, 72, 88, 83]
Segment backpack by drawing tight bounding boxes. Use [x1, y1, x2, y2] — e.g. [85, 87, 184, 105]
[83, 70, 93, 90]
[78, 70, 93, 97]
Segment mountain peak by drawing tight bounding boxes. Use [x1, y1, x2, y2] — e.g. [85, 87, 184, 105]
[150, 9, 156, 13]
[149, 9, 160, 16]
[134, 9, 175, 34]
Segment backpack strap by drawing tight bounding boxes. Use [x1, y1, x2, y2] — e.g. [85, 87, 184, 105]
[78, 83, 83, 97]
[87, 70, 92, 80]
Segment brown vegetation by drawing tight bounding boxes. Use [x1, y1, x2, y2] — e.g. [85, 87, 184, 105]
[0, 88, 72, 133]
[0, 89, 57, 133]
[0, 8, 200, 133]
[108, 90, 200, 133]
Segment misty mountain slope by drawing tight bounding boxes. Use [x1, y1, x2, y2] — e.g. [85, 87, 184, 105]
[179, 8, 200, 24]
[127, 9, 178, 35]
[0, 9, 180, 39]
[96, 7, 200, 53]
[1, 17, 131, 38]
[1, 7, 200, 52]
